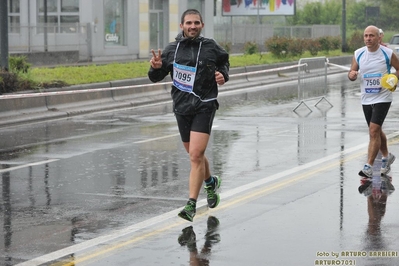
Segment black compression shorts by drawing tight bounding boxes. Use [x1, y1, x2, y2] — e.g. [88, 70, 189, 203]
[175, 110, 216, 143]
[362, 102, 391, 126]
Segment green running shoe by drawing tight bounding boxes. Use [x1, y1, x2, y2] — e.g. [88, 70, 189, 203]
[204, 175, 221, 208]
[178, 201, 196, 222]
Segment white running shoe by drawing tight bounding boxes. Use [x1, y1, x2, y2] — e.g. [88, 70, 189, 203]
[381, 153, 395, 174]
[359, 164, 373, 178]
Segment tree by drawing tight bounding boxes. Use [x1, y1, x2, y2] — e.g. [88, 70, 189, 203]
[347, 1, 368, 30]
[286, 0, 399, 34]
[299, 2, 323, 25]
[321, 1, 341, 24]
[286, 0, 341, 25]
[375, 0, 399, 30]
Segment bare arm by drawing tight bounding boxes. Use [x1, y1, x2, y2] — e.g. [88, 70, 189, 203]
[348, 56, 359, 81]
[390, 53, 399, 77]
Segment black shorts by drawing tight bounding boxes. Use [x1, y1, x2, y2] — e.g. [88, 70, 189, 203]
[362, 102, 391, 126]
[175, 110, 216, 143]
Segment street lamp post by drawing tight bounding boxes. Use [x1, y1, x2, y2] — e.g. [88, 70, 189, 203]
[342, 0, 348, 52]
[0, 0, 9, 70]
[44, 0, 48, 52]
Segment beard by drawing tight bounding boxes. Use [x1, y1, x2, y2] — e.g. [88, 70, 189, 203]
[184, 29, 201, 38]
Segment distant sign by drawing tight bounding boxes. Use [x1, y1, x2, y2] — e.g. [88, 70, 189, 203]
[365, 6, 379, 17]
[222, 0, 295, 16]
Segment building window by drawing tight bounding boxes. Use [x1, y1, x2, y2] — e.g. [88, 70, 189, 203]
[149, 0, 163, 10]
[61, 0, 79, 12]
[188, 0, 203, 13]
[104, 0, 126, 46]
[8, 0, 20, 33]
[37, 0, 80, 33]
[149, 0, 164, 50]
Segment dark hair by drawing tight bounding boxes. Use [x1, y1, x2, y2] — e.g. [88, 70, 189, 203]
[180, 9, 203, 24]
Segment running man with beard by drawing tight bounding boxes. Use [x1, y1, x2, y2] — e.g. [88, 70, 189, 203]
[148, 9, 229, 222]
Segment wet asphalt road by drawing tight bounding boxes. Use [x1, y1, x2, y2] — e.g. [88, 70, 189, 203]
[1, 73, 399, 265]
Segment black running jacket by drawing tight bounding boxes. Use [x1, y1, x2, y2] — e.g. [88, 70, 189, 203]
[148, 32, 229, 115]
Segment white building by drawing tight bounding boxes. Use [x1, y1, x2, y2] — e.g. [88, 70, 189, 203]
[7, 0, 215, 62]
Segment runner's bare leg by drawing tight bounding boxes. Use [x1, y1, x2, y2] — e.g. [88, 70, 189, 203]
[183, 131, 210, 199]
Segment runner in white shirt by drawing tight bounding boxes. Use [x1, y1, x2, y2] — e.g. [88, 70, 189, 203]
[348, 25, 399, 180]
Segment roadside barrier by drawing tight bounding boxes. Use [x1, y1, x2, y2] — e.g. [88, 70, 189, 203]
[326, 61, 350, 71]
[0, 57, 351, 125]
[293, 57, 332, 112]
[0, 64, 303, 124]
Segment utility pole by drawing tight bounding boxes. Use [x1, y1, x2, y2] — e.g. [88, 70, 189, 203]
[44, 0, 48, 52]
[257, 0, 260, 46]
[0, 0, 9, 70]
[342, 0, 348, 52]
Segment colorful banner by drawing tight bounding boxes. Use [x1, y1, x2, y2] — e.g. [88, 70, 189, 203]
[222, 0, 295, 16]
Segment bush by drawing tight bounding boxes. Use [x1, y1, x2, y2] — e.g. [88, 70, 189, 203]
[347, 30, 364, 52]
[243, 41, 258, 55]
[219, 41, 232, 53]
[305, 39, 322, 56]
[0, 56, 38, 93]
[318, 36, 333, 53]
[0, 70, 19, 94]
[265, 36, 290, 58]
[9, 56, 31, 73]
[288, 38, 306, 57]
[330, 36, 342, 50]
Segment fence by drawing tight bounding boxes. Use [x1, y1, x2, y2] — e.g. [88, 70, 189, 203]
[7, 22, 340, 64]
[214, 24, 341, 46]
[293, 57, 332, 113]
[9, 23, 340, 52]
[8, 23, 90, 61]
[0, 58, 339, 126]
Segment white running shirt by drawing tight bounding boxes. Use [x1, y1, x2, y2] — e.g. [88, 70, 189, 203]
[354, 45, 394, 104]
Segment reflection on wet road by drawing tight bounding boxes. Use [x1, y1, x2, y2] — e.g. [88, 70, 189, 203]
[1, 73, 399, 265]
[177, 216, 221, 265]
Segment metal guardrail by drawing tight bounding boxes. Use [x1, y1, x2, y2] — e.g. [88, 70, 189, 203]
[0, 64, 305, 100]
[0, 57, 352, 126]
[294, 57, 333, 113]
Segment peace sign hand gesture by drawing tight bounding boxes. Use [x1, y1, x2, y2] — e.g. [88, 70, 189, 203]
[150, 49, 162, 69]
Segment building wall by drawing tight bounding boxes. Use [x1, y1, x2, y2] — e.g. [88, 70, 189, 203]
[169, 0, 179, 43]
[8, 0, 214, 63]
[139, 0, 149, 59]
[84, 0, 141, 62]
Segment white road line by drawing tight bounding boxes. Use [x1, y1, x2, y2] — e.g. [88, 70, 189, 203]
[17, 131, 399, 266]
[133, 133, 180, 143]
[77, 192, 187, 202]
[16, 131, 399, 266]
[132, 125, 218, 144]
[0, 159, 59, 173]
[0, 132, 183, 174]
